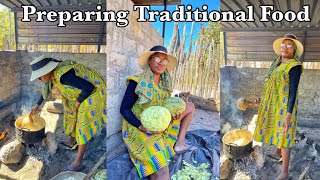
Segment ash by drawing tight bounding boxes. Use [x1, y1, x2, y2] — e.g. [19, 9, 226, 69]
[25, 142, 51, 166]
[234, 156, 258, 180]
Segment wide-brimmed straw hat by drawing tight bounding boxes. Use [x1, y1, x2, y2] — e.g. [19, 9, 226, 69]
[138, 45, 178, 71]
[29, 55, 61, 81]
[273, 34, 304, 57]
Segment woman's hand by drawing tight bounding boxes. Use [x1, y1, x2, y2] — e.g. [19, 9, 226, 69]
[254, 98, 261, 105]
[30, 104, 40, 117]
[75, 101, 81, 112]
[172, 112, 183, 120]
[282, 113, 292, 135]
[138, 125, 164, 134]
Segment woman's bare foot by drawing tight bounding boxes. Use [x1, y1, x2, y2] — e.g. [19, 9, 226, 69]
[174, 142, 197, 154]
[61, 137, 76, 148]
[274, 148, 281, 157]
[275, 173, 289, 180]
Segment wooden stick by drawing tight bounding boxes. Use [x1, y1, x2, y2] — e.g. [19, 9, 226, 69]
[84, 152, 107, 180]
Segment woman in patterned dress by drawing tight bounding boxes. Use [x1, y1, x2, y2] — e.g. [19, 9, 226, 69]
[254, 34, 304, 180]
[29, 56, 106, 171]
[120, 45, 197, 179]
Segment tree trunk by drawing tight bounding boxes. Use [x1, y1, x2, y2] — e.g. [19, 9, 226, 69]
[168, 22, 179, 54]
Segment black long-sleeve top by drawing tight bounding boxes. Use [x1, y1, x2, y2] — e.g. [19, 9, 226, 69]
[287, 65, 302, 113]
[37, 69, 95, 105]
[120, 80, 141, 128]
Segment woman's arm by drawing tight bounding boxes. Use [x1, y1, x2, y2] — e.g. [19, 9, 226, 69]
[120, 80, 142, 129]
[60, 69, 95, 103]
[283, 65, 302, 134]
[287, 66, 302, 113]
[36, 95, 44, 105]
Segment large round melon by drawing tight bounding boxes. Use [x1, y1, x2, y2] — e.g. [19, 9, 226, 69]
[141, 106, 171, 132]
[163, 97, 186, 116]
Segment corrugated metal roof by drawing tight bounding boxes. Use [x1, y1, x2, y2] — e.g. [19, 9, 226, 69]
[0, 0, 106, 46]
[220, 0, 320, 31]
[0, 0, 106, 11]
[131, 0, 180, 5]
[223, 31, 320, 63]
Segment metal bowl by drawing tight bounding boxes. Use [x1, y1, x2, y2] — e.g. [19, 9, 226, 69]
[50, 171, 86, 180]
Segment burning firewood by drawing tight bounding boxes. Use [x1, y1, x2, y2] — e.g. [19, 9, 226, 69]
[0, 128, 9, 142]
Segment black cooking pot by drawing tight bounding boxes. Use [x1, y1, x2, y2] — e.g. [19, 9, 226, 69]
[222, 129, 253, 160]
[15, 115, 46, 144]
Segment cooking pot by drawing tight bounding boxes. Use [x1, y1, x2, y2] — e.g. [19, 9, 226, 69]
[15, 115, 46, 144]
[222, 128, 253, 160]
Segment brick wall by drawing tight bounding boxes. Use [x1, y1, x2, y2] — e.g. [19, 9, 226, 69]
[220, 66, 320, 127]
[107, 0, 163, 137]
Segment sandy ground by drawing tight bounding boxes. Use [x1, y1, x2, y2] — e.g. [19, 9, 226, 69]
[190, 109, 220, 132]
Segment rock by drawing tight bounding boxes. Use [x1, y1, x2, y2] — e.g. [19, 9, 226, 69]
[251, 145, 265, 169]
[46, 101, 64, 114]
[0, 156, 44, 179]
[0, 139, 25, 164]
[233, 171, 251, 180]
[177, 92, 219, 112]
[296, 131, 305, 142]
[306, 137, 315, 145]
[42, 132, 58, 155]
[220, 155, 234, 180]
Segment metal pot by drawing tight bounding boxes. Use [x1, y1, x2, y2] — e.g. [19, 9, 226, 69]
[222, 128, 253, 160]
[15, 115, 46, 144]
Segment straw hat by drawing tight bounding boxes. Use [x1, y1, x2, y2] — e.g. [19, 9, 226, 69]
[138, 45, 178, 71]
[29, 55, 61, 81]
[273, 34, 304, 57]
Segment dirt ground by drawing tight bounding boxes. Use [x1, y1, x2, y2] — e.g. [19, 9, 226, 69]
[0, 100, 106, 179]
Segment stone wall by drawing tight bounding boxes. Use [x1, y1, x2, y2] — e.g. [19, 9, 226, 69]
[106, 0, 163, 137]
[0, 50, 106, 119]
[0, 51, 21, 120]
[220, 66, 320, 128]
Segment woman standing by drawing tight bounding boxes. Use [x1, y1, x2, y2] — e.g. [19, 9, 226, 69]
[29, 56, 106, 171]
[120, 46, 197, 179]
[254, 34, 304, 180]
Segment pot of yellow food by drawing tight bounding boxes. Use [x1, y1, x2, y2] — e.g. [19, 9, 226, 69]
[222, 129, 253, 160]
[15, 115, 46, 144]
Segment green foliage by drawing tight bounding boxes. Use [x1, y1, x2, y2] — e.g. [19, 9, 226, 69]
[0, 6, 15, 49]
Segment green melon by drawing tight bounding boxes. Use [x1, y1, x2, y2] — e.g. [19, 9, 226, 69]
[140, 106, 171, 132]
[163, 97, 186, 116]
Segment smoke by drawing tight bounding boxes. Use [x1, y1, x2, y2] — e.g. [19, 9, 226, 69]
[221, 70, 246, 129]
[16, 86, 41, 117]
[221, 122, 232, 135]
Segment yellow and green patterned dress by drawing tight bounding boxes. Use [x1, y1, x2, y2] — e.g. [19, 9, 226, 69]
[122, 67, 180, 178]
[42, 60, 106, 145]
[254, 58, 303, 148]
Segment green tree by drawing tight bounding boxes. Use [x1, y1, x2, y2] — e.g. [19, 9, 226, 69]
[0, 6, 15, 50]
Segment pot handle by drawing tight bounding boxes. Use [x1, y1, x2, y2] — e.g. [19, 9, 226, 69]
[240, 123, 248, 129]
[21, 128, 31, 131]
[227, 142, 239, 153]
